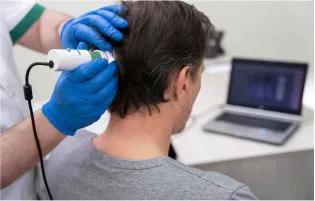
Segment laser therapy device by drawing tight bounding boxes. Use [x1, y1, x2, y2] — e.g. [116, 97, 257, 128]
[47, 49, 115, 71]
[23, 49, 114, 200]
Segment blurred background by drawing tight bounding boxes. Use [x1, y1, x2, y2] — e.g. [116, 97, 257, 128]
[13, 1, 314, 200]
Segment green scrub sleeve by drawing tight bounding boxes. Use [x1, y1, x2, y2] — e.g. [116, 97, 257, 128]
[10, 3, 46, 44]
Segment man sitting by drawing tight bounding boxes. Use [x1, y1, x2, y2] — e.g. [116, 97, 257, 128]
[39, 1, 256, 199]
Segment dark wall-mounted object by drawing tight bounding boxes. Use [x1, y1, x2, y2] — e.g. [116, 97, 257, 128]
[205, 28, 225, 58]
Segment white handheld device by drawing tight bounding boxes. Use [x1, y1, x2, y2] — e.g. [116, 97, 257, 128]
[47, 49, 115, 71]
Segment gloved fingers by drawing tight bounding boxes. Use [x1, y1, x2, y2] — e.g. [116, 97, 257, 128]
[95, 10, 128, 29]
[80, 14, 123, 41]
[77, 42, 89, 50]
[68, 58, 108, 83]
[60, 18, 74, 37]
[100, 5, 128, 14]
[72, 23, 112, 50]
[92, 78, 118, 105]
[84, 61, 118, 94]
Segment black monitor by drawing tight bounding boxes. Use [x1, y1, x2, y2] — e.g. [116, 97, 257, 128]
[228, 58, 308, 115]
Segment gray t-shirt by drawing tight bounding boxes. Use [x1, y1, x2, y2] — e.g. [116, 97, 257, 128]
[38, 131, 256, 200]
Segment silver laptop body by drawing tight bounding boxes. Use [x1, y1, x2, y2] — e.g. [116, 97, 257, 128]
[203, 58, 308, 145]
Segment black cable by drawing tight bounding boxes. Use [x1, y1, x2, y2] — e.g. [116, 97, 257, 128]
[23, 61, 54, 200]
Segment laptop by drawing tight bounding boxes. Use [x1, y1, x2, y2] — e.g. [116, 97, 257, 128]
[203, 58, 308, 145]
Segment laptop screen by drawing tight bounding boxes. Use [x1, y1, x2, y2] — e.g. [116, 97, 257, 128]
[227, 58, 308, 115]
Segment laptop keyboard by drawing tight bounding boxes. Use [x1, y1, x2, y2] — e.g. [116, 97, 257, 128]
[215, 113, 292, 132]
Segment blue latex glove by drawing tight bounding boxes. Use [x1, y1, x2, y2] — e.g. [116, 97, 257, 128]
[42, 58, 118, 135]
[61, 5, 128, 50]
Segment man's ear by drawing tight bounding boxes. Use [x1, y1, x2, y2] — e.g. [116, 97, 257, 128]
[173, 65, 192, 100]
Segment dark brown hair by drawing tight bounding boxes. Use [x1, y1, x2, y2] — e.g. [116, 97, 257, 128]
[110, 1, 212, 117]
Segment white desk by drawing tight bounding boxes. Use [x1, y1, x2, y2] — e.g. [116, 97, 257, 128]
[172, 70, 314, 166]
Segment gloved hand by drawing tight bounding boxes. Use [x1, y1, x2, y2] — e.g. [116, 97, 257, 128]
[61, 5, 128, 50]
[42, 58, 118, 135]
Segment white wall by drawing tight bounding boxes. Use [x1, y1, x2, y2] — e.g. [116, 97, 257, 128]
[192, 1, 314, 63]
[13, 0, 314, 102]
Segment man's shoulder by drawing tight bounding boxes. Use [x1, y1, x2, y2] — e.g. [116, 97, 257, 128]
[55, 129, 96, 150]
[163, 159, 257, 200]
[166, 159, 242, 190]
[47, 129, 96, 163]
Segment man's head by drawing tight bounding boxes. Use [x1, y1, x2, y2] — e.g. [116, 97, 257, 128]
[110, 1, 212, 133]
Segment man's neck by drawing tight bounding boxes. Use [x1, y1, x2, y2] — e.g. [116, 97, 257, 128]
[92, 110, 173, 160]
